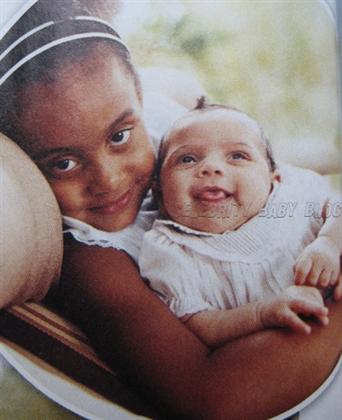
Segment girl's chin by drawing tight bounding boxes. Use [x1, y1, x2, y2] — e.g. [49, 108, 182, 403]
[68, 205, 139, 232]
[91, 213, 138, 232]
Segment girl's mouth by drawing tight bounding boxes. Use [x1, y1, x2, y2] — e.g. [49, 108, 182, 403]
[88, 189, 132, 215]
[194, 186, 232, 203]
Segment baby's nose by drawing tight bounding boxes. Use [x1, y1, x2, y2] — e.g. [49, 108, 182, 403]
[199, 158, 225, 177]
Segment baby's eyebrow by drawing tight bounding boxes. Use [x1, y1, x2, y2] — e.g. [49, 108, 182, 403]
[228, 141, 252, 148]
[167, 144, 196, 160]
[169, 141, 252, 156]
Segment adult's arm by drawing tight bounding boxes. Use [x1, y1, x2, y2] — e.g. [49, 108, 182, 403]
[56, 238, 342, 420]
[274, 140, 341, 175]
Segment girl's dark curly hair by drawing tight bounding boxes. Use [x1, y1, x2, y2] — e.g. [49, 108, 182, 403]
[0, 0, 140, 151]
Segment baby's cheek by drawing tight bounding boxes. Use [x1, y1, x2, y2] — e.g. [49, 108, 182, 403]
[162, 182, 182, 214]
[240, 178, 270, 214]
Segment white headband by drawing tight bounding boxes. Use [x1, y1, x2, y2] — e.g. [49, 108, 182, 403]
[0, 16, 130, 87]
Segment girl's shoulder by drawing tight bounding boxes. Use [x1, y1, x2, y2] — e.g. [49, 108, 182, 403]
[63, 197, 158, 264]
[62, 230, 133, 270]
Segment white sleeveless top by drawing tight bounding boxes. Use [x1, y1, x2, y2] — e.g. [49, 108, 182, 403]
[63, 93, 187, 263]
[63, 194, 157, 264]
[139, 164, 332, 318]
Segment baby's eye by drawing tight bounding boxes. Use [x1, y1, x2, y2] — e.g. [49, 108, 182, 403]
[111, 129, 131, 146]
[180, 155, 197, 164]
[230, 152, 247, 161]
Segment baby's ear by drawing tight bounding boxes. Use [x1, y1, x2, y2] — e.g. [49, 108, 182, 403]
[152, 177, 162, 207]
[151, 177, 160, 199]
[272, 168, 281, 183]
[152, 178, 168, 218]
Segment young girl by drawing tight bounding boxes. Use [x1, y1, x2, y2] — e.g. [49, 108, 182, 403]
[1, 1, 342, 418]
[139, 100, 342, 347]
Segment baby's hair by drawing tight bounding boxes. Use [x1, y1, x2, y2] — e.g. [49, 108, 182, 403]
[0, 0, 141, 149]
[155, 96, 277, 183]
[191, 96, 276, 172]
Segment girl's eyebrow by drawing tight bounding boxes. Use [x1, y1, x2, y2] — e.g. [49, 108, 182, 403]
[105, 109, 136, 137]
[32, 109, 137, 160]
[33, 147, 79, 160]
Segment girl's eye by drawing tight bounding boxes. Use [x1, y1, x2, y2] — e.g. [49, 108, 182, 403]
[111, 129, 131, 146]
[52, 159, 78, 172]
[180, 155, 197, 164]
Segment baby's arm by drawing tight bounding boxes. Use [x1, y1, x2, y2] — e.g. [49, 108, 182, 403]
[185, 285, 329, 347]
[294, 198, 342, 299]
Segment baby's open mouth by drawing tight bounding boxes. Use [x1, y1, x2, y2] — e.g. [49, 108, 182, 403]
[194, 187, 232, 202]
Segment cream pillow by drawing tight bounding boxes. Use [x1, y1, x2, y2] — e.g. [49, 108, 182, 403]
[0, 133, 63, 308]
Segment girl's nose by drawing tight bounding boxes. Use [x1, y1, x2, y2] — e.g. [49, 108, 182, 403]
[87, 159, 119, 196]
[198, 158, 225, 177]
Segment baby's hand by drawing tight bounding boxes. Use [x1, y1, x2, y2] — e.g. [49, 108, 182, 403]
[294, 236, 340, 292]
[259, 285, 329, 334]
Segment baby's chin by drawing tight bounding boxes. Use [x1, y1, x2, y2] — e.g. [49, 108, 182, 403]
[173, 204, 264, 234]
[171, 214, 248, 234]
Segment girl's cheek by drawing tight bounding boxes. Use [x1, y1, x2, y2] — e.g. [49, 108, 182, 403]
[49, 182, 69, 205]
[136, 141, 155, 177]
[48, 179, 81, 209]
[121, 124, 154, 180]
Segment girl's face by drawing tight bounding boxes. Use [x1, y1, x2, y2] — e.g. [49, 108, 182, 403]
[18, 49, 155, 232]
[160, 109, 277, 233]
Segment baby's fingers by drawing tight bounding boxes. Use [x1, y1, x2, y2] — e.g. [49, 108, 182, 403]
[282, 309, 312, 334]
[306, 263, 324, 287]
[318, 269, 332, 288]
[290, 299, 329, 326]
[294, 258, 312, 285]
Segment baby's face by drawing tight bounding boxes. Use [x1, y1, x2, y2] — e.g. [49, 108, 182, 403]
[160, 109, 275, 233]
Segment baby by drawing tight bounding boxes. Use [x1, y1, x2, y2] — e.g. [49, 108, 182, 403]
[139, 99, 342, 347]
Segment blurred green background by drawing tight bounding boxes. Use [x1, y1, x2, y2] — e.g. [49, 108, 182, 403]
[115, 0, 339, 165]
